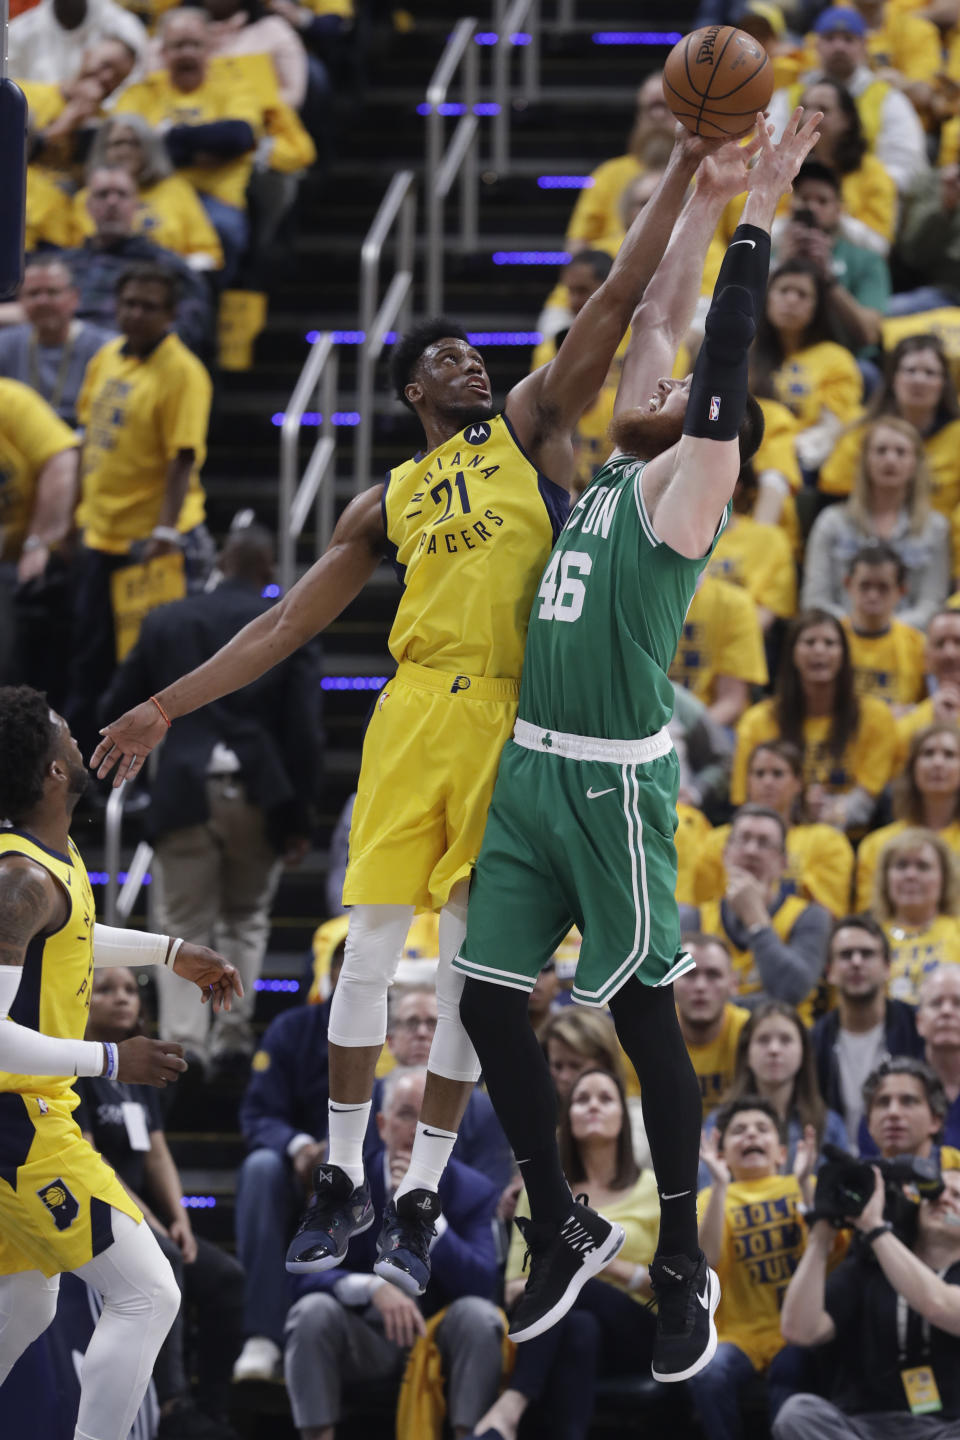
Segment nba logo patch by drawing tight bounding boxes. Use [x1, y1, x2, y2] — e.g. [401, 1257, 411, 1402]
[709, 396, 721, 422]
[377, 689, 390, 711]
[37, 1098, 48, 1114]
[37, 1178, 80, 1231]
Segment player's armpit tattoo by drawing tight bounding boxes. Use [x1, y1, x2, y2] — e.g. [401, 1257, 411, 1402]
[0, 863, 58, 967]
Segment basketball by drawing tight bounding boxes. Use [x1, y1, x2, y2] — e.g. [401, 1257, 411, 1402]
[663, 25, 773, 139]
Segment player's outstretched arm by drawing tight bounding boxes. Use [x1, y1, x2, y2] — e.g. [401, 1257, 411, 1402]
[645, 108, 821, 558]
[92, 484, 388, 786]
[614, 131, 762, 419]
[506, 126, 742, 460]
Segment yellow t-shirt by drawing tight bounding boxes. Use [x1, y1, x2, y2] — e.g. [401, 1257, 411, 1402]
[0, 379, 78, 562]
[885, 914, 960, 1005]
[694, 822, 855, 918]
[842, 620, 927, 711]
[894, 696, 948, 772]
[707, 515, 797, 619]
[755, 397, 802, 492]
[676, 802, 714, 907]
[698, 1174, 806, 1370]
[76, 333, 210, 554]
[382, 413, 563, 679]
[880, 311, 960, 399]
[669, 574, 769, 706]
[115, 61, 262, 208]
[508, 1172, 660, 1295]
[820, 418, 960, 516]
[24, 166, 76, 252]
[565, 153, 643, 246]
[867, 10, 942, 81]
[856, 819, 960, 912]
[696, 894, 817, 1016]
[772, 342, 864, 430]
[73, 174, 223, 267]
[685, 1002, 751, 1114]
[731, 696, 897, 804]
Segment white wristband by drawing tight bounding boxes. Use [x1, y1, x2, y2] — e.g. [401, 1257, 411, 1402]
[165, 937, 184, 968]
[93, 924, 170, 969]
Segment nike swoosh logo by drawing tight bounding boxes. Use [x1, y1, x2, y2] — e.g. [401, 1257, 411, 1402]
[586, 787, 615, 799]
[697, 1280, 711, 1310]
[730, 239, 756, 249]
[660, 1189, 691, 1201]
[421, 1128, 451, 1138]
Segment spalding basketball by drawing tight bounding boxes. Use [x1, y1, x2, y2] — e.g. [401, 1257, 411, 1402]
[663, 25, 773, 138]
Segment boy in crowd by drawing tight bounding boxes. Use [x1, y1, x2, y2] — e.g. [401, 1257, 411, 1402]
[841, 542, 926, 713]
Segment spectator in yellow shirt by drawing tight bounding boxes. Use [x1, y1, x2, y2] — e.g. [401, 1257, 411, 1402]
[116, 8, 260, 282]
[693, 1096, 816, 1440]
[750, 258, 862, 481]
[694, 739, 855, 917]
[669, 572, 769, 730]
[840, 542, 927, 710]
[77, 114, 224, 271]
[857, 724, 960, 910]
[66, 261, 214, 758]
[820, 336, 960, 516]
[873, 828, 960, 1005]
[802, 421, 951, 631]
[675, 934, 751, 1115]
[732, 610, 897, 830]
[896, 608, 960, 766]
[707, 460, 797, 632]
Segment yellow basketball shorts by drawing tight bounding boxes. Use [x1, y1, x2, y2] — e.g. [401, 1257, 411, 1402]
[343, 660, 520, 912]
[0, 1090, 141, 1278]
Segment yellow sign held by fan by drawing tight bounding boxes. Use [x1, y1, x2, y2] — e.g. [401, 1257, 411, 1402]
[110, 551, 186, 661]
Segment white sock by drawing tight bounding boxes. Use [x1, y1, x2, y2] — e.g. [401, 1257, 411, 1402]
[326, 1099, 371, 1187]
[395, 1121, 458, 1200]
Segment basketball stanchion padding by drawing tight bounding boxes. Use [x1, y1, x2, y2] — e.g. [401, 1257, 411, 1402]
[0, 78, 27, 299]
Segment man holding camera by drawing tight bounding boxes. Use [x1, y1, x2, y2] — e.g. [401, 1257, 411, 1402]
[775, 1163, 960, 1439]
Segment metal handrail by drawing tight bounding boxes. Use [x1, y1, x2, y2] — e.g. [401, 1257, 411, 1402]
[354, 170, 416, 493]
[426, 18, 479, 317]
[278, 333, 339, 593]
[491, 0, 540, 172]
[556, 0, 574, 25]
[102, 751, 158, 926]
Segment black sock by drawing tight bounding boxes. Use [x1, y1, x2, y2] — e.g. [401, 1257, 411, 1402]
[460, 977, 571, 1226]
[609, 979, 702, 1261]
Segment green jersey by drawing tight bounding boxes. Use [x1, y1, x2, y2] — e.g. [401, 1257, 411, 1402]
[517, 453, 728, 740]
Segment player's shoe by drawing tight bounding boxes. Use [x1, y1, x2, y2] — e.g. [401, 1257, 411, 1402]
[649, 1249, 720, 1382]
[285, 1164, 374, 1273]
[508, 1197, 625, 1342]
[373, 1187, 442, 1295]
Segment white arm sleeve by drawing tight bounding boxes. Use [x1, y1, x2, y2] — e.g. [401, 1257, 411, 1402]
[93, 924, 171, 969]
[0, 966, 104, 1078]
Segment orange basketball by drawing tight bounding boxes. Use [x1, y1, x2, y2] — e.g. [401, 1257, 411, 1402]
[663, 25, 773, 138]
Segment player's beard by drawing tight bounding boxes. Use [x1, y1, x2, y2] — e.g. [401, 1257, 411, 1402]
[608, 405, 685, 459]
[449, 399, 497, 427]
[65, 757, 90, 811]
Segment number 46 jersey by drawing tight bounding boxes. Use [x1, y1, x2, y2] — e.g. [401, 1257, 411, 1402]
[518, 453, 730, 741]
[383, 414, 568, 680]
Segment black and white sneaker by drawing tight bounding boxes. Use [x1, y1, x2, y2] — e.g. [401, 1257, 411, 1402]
[373, 1188, 441, 1296]
[508, 1197, 625, 1343]
[285, 1164, 374, 1274]
[649, 1250, 720, 1382]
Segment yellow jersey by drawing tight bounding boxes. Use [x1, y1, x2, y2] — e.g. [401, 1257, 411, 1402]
[856, 819, 960, 911]
[885, 915, 960, 1005]
[698, 1174, 806, 1370]
[77, 333, 210, 554]
[676, 802, 714, 907]
[115, 60, 262, 208]
[772, 341, 863, 430]
[0, 379, 78, 563]
[73, 174, 224, 267]
[0, 829, 96, 1106]
[696, 895, 819, 1020]
[694, 822, 855, 918]
[684, 1002, 750, 1113]
[565, 153, 643, 247]
[820, 418, 960, 516]
[842, 619, 927, 710]
[669, 574, 769, 706]
[732, 696, 897, 804]
[382, 413, 567, 679]
[707, 514, 797, 619]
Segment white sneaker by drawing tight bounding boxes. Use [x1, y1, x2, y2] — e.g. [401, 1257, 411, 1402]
[232, 1335, 282, 1383]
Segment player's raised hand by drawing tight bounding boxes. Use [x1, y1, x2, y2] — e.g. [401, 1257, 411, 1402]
[700, 1127, 731, 1187]
[91, 700, 168, 786]
[747, 106, 823, 201]
[695, 129, 765, 206]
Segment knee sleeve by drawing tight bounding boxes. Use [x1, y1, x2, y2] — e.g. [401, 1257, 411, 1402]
[327, 903, 414, 1048]
[428, 884, 481, 1082]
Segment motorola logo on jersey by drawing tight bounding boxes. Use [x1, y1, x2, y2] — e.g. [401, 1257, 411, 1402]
[463, 422, 491, 446]
[37, 1178, 80, 1231]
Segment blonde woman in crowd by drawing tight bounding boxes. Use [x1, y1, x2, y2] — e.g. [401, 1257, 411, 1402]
[857, 725, 960, 908]
[873, 828, 960, 1005]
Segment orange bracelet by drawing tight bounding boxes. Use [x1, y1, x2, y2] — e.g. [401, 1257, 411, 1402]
[149, 695, 172, 728]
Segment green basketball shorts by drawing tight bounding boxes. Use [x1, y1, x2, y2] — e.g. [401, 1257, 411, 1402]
[454, 723, 695, 1006]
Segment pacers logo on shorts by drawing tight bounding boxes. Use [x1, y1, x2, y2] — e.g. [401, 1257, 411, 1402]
[450, 675, 472, 694]
[37, 1178, 80, 1231]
